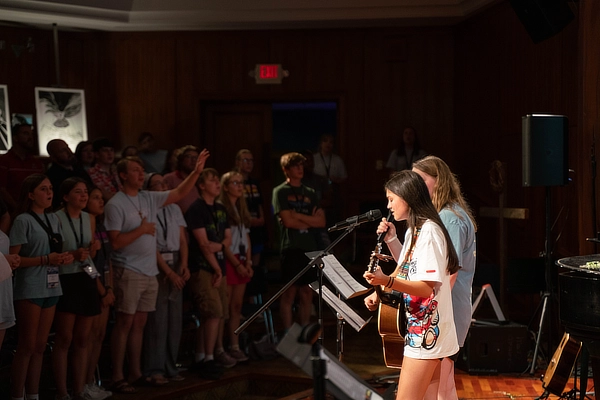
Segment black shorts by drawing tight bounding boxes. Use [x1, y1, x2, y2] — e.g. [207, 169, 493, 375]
[281, 248, 318, 286]
[56, 272, 101, 316]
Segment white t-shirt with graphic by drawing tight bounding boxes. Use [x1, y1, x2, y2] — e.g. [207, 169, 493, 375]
[397, 220, 458, 360]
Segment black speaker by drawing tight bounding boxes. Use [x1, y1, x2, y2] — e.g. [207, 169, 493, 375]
[522, 114, 569, 187]
[456, 322, 530, 374]
[510, 0, 574, 44]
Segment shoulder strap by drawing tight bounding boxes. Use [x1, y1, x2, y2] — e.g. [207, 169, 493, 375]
[28, 211, 55, 236]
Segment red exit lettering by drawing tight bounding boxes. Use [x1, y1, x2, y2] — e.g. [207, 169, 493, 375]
[259, 65, 279, 79]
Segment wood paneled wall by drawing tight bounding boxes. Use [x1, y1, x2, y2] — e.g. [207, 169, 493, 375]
[454, 1, 580, 264]
[0, 0, 589, 274]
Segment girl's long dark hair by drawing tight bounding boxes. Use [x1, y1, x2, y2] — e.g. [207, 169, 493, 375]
[15, 173, 50, 217]
[385, 170, 459, 274]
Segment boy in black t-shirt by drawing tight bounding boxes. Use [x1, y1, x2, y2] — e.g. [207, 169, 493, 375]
[185, 168, 236, 378]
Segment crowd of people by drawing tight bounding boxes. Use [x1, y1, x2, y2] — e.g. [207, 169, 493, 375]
[0, 121, 477, 400]
[0, 125, 354, 400]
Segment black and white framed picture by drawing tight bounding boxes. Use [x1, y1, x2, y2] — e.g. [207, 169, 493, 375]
[0, 85, 10, 154]
[35, 87, 87, 156]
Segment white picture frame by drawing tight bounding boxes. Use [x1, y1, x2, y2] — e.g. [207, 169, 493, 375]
[35, 87, 87, 156]
[0, 85, 11, 154]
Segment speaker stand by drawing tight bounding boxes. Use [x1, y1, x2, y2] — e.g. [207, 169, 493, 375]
[530, 186, 555, 374]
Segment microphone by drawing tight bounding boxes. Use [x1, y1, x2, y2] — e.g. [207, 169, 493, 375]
[328, 209, 382, 232]
[377, 210, 393, 243]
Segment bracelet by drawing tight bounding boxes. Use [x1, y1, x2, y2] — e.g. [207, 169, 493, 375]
[45, 255, 50, 265]
[384, 235, 398, 244]
[386, 276, 394, 288]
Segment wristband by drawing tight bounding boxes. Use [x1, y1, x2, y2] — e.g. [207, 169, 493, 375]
[386, 276, 394, 288]
[384, 235, 398, 244]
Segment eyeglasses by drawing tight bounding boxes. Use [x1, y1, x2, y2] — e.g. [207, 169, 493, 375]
[242, 158, 254, 163]
[229, 180, 243, 186]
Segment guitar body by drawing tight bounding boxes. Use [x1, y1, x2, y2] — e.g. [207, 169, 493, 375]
[378, 298, 405, 368]
[367, 240, 406, 368]
[542, 332, 582, 396]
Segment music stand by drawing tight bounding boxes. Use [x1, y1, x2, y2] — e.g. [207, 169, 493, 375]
[235, 221, 361, 341]
[314, 253, 372, 360]
[309, 282, 372, 360]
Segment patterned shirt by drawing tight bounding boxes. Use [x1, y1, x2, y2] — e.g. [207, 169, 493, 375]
[87, 164, 122, 198]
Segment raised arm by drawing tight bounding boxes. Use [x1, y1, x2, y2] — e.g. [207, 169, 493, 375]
[164, 149, 210, 206]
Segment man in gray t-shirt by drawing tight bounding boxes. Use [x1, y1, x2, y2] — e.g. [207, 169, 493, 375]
[105, 150, 208, 391]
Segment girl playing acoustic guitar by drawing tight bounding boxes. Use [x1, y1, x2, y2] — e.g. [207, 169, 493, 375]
[364, 170, 459, 400]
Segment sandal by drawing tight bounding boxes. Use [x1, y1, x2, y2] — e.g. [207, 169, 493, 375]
[110, 379, 138, 394]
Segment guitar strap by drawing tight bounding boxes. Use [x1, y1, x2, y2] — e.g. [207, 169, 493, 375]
[397, 227, 421, 278]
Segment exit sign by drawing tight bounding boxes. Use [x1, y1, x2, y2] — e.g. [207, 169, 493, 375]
[253, 64, 288, 84]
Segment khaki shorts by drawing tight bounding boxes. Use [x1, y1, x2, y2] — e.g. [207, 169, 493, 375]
[113, 266, 159, 315]
[189, 270, 229, 319]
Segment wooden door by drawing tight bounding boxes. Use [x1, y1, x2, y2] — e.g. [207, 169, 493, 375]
[201, 102, 275, 248]
[201, 102, 272, 181]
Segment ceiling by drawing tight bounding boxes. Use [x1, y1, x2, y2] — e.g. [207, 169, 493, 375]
[0, 0, 500, 31]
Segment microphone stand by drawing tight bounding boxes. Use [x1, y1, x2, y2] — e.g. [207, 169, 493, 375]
[235, 221, 360, 343]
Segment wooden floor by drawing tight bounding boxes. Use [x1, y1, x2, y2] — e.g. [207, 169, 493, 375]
[103, 317, 596, 400]
[0, 255, 595, 400]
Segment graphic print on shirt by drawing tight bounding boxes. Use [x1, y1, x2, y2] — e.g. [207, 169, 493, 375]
[403, 257, 441, 350]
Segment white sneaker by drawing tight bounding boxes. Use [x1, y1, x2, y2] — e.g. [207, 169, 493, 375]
[83, 384, 112, 400]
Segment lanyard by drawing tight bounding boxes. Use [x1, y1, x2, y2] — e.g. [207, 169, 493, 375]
[157, 208, 168, 241]
[65, 212, 84, 248]
[319, 152, 332, 180]
[289, 185, 304, 212]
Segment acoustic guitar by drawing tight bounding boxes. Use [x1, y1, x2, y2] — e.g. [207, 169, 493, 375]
[367, 240, 406, 368]
[542, 332, 582, 396]
[378, 295, 405, 368]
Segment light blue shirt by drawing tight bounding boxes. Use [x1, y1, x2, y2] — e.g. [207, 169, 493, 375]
[440, 205, 477, 346]
[56, 210, 95, 275]
[105, 190, 169, 276]
[156, 203, 186, 252]
[10, 212, 64, 300]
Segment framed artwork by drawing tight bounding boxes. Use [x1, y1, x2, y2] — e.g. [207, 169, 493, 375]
[0, 85, 10, 154]
[35, 87, 87, 156]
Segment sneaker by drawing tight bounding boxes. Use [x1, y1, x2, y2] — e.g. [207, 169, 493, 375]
[197, 359, 223, 380]
[228, 348, 249, 362]
[84, 384, 112, 400]
[215, 351, 237, 368]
